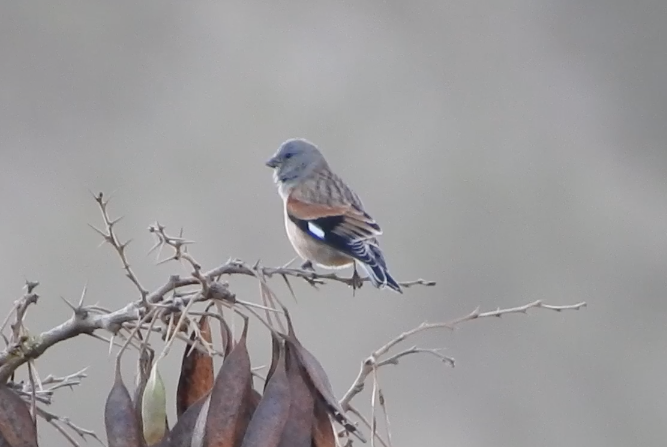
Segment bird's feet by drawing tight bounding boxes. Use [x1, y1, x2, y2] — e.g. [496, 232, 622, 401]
[350, 265, 364, 293]
[300, 260, 315, 271]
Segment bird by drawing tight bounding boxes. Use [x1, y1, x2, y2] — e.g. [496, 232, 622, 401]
[265, 138, 402, 293]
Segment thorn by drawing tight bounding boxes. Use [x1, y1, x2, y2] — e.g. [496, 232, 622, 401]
[119, 239, 132, 253]
[147, 239, 162, 256]
[60, 296, 78, 313]
[300, 260, 314, 271]
[237, 300, 284, 313]
[78, 283, 88, 308]
[156, 256, 175, 266]
[281, 257, 298, 269]
[105, 189, 117, 203]
[281, 275, 298, 304]
[24, 280, 40, 293]
[109, 215, 124, 227]
[85, 332, 114, 346]
[87, 223, 107, 239]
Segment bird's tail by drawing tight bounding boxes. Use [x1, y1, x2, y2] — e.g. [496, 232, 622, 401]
[359, 244, 402, 293]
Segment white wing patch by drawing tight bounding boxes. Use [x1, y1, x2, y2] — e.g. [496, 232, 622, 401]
[307, 222, 325, 240]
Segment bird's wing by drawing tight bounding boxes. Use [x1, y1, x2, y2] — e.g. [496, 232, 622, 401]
[286, 193, 382, 242]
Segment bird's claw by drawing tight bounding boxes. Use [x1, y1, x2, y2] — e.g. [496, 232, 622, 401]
[350, 266, 364, 292]
[300, 260, 315, 271]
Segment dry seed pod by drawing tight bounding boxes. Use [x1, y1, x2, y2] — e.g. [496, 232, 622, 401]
[105, 358, 142, 447]
[0, 385, 38, 447]
[276, 343, 315, 447]
[170, 393, 208, 447]
[177, 314, 214, 417]
[241, 343, 291, 447]
[203, 318, 254, 447]
[264, 333, 281, 391]
[134, 346, 155, 438]
[142, 363, 168, 446]
[312, 399, 336, 447]
[282, 311, 365, 443]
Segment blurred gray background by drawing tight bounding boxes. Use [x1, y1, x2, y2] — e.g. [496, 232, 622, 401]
[1, 1, 665, 446]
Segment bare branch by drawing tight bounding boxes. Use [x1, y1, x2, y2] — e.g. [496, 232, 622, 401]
[90, 191, 148, 299]
[1, 280, 41, 345]
[0, 193, 583, 447]
[209, 260, 436, 291]
[347, 405, 389, 447]
[378, 389, 393, 447]
[148, 222, 436, 292]
[36, 406, 102, 446]
[377, 346, 455, 368]
[339, 300, 587, 410]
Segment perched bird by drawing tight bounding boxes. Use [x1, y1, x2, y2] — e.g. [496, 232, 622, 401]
[266, 138, 402, 293]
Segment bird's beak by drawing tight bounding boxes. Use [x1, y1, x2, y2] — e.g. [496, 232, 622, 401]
[265, 156, 280, 168]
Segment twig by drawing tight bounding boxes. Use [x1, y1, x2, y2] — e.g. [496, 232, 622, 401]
[378, 389, 393, 447]
[27, 361, 37, 421]
[339, 300, 587, 410]
[3, 280, 40, 344]
[208, 260, 436, 291]
[88, 191, 148, 300]
[0, 193, 436, 446]
[347, 405, 389, 447]
[36, 406, 102, 446]
[370, 364, 378, 447]
[377, 346, 455, 368]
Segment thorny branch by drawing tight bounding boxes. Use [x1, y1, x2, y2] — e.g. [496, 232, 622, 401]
[89, 192, 148, 300]
[339, 300, 587, 412]
[337, 300, 586, 446]
[0, 192, 585, 446]
[10, 368, 89, 406]
[36, 406, 102, 446]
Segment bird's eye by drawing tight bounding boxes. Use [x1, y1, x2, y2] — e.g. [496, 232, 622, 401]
[284, 153, 293, 160]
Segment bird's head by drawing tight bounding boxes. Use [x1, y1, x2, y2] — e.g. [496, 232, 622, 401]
[266, 138, 327, 185]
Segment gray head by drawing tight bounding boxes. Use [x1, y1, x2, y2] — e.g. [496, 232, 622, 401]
[265, 138, 328, 185]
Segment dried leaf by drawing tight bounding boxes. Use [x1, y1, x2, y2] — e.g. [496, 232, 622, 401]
[204, 318, 254, 447]
[177, 315, 214, 417]
[276, 343, 315, 447]
[142, 363, 168, 446]
[0, 386, 38, 447]
[241, 343, 290, 447]
[105, 359, 142, 447]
